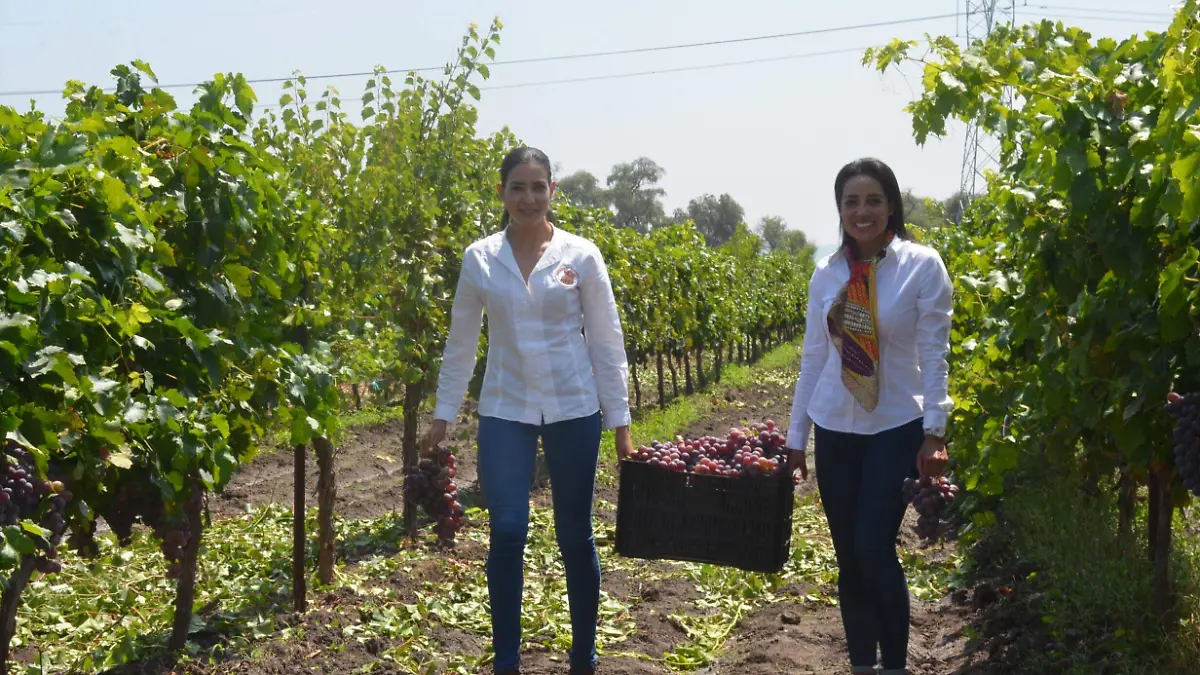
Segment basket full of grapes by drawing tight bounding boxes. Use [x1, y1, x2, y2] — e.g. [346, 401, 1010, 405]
[614, 420, 795, 573]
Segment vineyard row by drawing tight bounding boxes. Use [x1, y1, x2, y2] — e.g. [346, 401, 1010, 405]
[866, 1, 1200, 625]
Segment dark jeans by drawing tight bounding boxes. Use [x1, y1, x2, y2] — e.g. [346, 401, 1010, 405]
[814, 417, 924, 672]
[477, 411, 603, 673]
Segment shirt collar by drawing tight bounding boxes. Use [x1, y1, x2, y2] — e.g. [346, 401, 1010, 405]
[497, 224, 564, 282]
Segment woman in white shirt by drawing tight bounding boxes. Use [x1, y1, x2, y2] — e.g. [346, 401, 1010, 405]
[784, 158, 952, 675]
[423, 146, 634, 675]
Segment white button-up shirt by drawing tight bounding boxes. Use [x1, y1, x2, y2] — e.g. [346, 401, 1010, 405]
[433, 226, 632, 430]
[786, 236, 953, 450]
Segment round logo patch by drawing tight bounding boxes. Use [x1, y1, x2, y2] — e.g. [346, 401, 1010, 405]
[554, 264, 579, 288]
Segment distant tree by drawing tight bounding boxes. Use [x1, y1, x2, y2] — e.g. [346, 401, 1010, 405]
[606, 158, 667, 233]
[671, 193, 744, 246]
[781, 232, 815, 266]
[781, 230, 811, 252]
[902, 189, 951, 231]
[557, 170, 610, 210]
[943, 189, 975, 224]
[721, 222, 764, 261]
[757, 215, 789, 251]
[757, 215, 815, 265]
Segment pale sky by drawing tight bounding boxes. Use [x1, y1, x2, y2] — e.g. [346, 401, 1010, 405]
[0, 1, 1179, 247]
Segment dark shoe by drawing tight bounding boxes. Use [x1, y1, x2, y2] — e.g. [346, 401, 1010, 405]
[569, 668, 595, 675]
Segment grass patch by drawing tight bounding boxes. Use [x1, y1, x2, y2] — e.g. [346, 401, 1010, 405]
[337, 404, 407, 431]
[1170, 506, 1200, 672]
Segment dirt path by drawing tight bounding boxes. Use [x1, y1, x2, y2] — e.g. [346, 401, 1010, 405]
[104, 348, 990, 675]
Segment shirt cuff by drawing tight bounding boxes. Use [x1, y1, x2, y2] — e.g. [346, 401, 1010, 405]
[433, 401, 460, 425]
[923, 408, 949, 436]
[602, 406, 632, 430]
[786, 417, 812, 452]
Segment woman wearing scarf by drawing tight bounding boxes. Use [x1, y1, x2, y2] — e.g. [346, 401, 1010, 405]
[784, 158, 953, 675]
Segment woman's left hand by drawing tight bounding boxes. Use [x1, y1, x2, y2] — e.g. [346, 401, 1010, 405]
[615, 426, 635, 466]
[917, 435, 950, 478]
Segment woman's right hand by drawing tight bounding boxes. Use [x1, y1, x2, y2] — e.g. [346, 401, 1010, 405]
[422, 419, 448, 455]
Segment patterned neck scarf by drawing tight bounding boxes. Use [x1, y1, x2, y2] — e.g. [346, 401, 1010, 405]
[826, 234, 893, 412]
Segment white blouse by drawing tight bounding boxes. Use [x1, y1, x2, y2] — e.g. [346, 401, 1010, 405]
[786, 236, 954, 450]
[433, 226, 632, 430]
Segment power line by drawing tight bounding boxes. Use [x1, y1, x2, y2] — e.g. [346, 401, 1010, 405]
[1018, 10, 1175, 25]
[481, 45, 889, 91]
[1023, 3, 1176, 19]
[485, 14, 956, 66]
[0, 13, 958, 99]
[1, 6, 308, 28]
[0, 68, 432, 99]
[253, 38, 948, 111]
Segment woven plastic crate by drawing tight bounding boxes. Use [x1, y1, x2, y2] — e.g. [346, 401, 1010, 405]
[613, 459, 794, 573]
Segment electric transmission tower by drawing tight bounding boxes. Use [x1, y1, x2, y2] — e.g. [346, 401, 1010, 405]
[956, 0, 1016, 219]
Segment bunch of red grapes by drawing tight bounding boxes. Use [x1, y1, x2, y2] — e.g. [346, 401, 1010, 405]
[627, 419, 792, 480]
[404, 444, 464, 547]
[1167, 391, 1200, 496]
[2, 442, 72, 574]
[902, 475, 960, 543]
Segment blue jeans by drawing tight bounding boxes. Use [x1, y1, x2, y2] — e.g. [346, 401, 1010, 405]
[814, 417, 923, 672]
[478, 411, 603, 673]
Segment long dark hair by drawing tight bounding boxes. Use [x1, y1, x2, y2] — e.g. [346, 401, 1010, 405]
[499, 146, 555, 227]
[834, 157, 908, 255]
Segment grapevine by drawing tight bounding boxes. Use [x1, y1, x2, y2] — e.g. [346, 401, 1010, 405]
[867, 0, 1200, 615]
